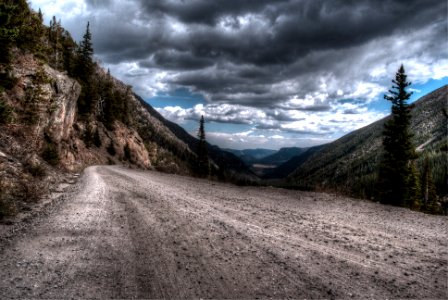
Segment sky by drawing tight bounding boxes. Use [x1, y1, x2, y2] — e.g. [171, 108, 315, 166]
[30, 0, 448, 150]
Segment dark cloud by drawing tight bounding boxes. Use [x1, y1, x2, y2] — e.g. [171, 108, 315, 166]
[85, 0, 113, 8]
[138, 0, 288, 25]
[132, 0, 445, 66]
[265, 111, 304, 122]
[343, 109, 361, 115]
[80, 0, 446, 108]
[255, 124, 281, 131]
[140, 50, 215, 70]
[299, 105, 333, 112]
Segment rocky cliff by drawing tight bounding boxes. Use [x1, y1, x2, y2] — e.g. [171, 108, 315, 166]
[0, 50, 250, 218]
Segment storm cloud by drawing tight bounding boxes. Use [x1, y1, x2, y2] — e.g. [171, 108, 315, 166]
[31, 0, 447, 147]
[79, 0, 446, 104]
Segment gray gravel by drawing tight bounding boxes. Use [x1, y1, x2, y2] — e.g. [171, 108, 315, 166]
[0, 165, 446, 298]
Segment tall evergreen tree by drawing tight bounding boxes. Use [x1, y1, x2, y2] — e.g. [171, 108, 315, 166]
[76, 22, 94, 80]
[49, 16, 63, 69]
[378, 65, 416, 206]
[76, 22, 97, 117]
[197, 115, 209, 177]
[61, 30, 77, 76]
[37, 8, 43, 23]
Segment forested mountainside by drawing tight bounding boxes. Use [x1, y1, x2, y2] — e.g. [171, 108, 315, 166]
[263, 145, 326, 179]
[285, 86, 447, 201]
[136, 97, 253, 180]
[0, 1, 251, 218]
[225, 147, 309, 167]
[257, 147, 308, 166]
[223, 148, 277, 165]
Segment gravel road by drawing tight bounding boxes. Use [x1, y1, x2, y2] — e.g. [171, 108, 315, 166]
[0, 165, 447, 299]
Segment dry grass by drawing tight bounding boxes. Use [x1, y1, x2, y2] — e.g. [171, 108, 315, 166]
[0, 179, 17, 218]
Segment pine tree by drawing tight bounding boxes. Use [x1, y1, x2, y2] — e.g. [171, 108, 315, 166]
[37, 8, 43, 23]
[196, 115, 209, 177]
[76, 22, 98, 117]
[48, 16, 63, 69]
[378, 65, 416, 206]
[76, 22, 94, 81]
[61, 30, 77, 76]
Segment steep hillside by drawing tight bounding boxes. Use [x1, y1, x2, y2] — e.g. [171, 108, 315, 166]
[287, 86, 448, 199]
[224, 148, 277, 165]
[258, 147, 308, 165]
[136, 97, 254, 179]
[263, 145, 326, 179]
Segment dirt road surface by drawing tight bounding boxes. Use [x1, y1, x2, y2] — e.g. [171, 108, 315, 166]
[0, 165, 447, 298]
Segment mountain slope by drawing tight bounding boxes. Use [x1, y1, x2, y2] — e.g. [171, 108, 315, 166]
[287, 86, 447, 199]
[223, 148, 277, 165]
[263, 145, 326, 179]
[258, 147, 308, 165]
[136, 97, 253, 179]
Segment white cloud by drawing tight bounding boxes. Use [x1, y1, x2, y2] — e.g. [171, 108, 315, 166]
[30, 0, 87, 23]
[156, 102, 387, 143]
[271, 135, 284, 139]
[408, 88, 422, 93]
[206, 131, 333, 150]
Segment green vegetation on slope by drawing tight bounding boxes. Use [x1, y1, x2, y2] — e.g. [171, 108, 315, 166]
[287, 85, 447, 213]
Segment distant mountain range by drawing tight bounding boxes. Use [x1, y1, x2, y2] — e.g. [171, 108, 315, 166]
[224, 147, 311, 166]
[258, 147, 308, 165]
[224, 147, 312, 177]
[263, 145, 326, 179]
[223, 148, 277, 165]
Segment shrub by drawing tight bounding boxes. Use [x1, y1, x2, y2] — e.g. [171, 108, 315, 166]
[93, 128, 101, 147]
[17, 178, 43, 203]
[124, 142, 132, 162]
[0, 72, 18, 91]
[23, 87, 42, 124]
[0, 180, 16, 219]
[107, 140, 116, 156]
[24, 161, 46, 177]
[41, 142, 59, 166]
[0, 98, 13, 124]
[83, 126, 93, 148]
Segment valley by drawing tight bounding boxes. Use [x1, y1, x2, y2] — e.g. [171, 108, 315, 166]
[0, 166, 446, 298]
